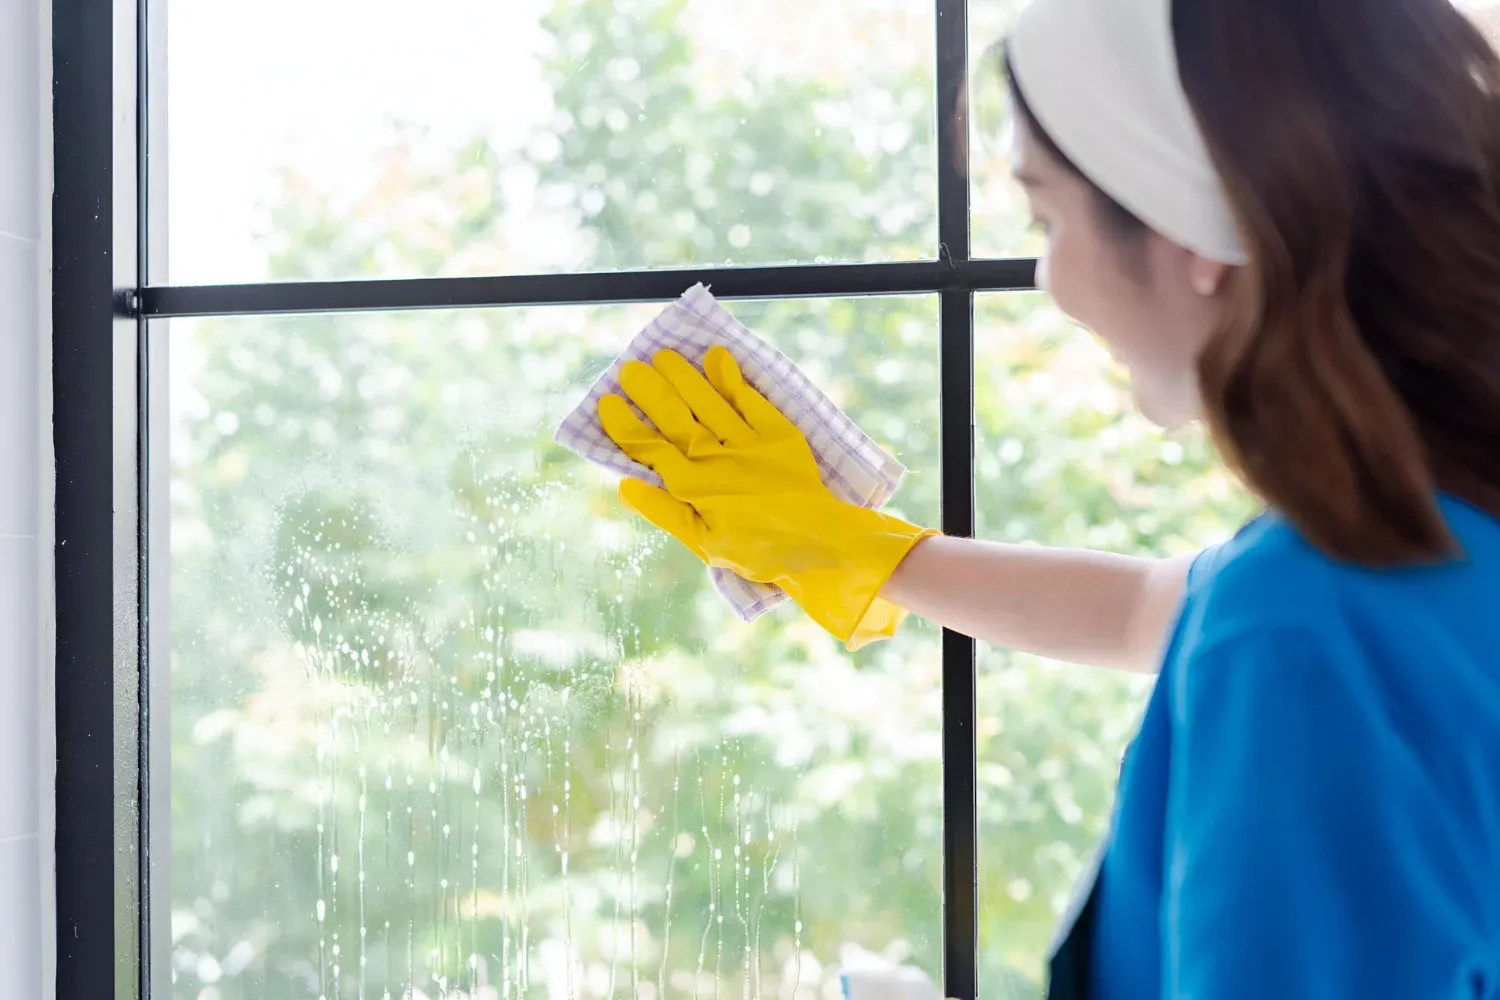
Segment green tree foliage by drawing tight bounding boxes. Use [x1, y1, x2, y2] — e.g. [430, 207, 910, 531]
[167, 3, 1251, 999]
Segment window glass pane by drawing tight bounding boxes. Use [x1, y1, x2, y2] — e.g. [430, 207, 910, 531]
[972, 294, 1252, 997]
[967, 0, 1038, 260]
[162, 295, 942, 999]
[161, 0, 937, 284]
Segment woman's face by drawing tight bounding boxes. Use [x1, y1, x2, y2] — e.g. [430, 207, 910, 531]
[1011, 117, 1232, 428]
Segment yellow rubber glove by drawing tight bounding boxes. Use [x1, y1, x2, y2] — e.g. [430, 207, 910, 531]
[597, 345, 938, 650]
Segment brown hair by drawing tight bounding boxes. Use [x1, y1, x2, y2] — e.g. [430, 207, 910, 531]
[1009, 2, 1500, 564]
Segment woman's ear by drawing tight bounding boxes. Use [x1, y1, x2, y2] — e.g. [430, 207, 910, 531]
[1189, 255, 1231, 297]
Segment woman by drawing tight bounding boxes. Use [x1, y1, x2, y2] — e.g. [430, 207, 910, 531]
[596, 0, 1500, 995]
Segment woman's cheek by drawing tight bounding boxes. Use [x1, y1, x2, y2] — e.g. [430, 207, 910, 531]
[1037, 237, 1090, 327]
[1046, 232, 1132, 355]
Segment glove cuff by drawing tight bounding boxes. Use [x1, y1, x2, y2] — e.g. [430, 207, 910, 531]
[776, 506, 939, 649]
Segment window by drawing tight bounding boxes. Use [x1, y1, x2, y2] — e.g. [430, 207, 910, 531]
[52, 2, 1248, 1000]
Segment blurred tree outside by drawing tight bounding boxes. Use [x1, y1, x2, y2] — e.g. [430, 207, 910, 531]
[165, 2, 1251, 999]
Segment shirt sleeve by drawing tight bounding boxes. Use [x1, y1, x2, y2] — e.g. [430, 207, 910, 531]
[1163, 623, 1489, 1000]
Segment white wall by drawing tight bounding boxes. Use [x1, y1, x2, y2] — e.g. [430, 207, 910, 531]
[0, 0, 53, 995]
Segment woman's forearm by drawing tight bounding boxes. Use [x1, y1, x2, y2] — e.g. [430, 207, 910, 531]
[882, 536, 1195, 673]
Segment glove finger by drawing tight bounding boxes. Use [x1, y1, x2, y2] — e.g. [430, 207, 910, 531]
[652, 349, 757, 447]
[598, 394, 690, 483]
[702, 346, 798, 438]
[618, 360, 722, 457]
[620, 479, 709, 563]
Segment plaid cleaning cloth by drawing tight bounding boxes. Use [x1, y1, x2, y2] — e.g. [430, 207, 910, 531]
[554, 283, 907, 621]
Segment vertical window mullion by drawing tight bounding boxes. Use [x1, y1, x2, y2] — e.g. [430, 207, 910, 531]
[938, 289, 978, 1000]
[936, 0, 971, 266]
[53, 0, 146, 995]
[935, 0, 979, 997]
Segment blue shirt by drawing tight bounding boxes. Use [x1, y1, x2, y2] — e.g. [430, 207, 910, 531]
[1088, 497, 1500, 999]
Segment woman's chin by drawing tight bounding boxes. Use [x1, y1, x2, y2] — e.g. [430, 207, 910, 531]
[1132, 383, 1201, 431]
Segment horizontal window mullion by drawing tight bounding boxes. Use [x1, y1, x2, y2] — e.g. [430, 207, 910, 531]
[136, 258, 1037, 319]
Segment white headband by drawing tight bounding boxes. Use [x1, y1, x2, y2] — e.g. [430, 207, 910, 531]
[1008, 0, 1248, 264]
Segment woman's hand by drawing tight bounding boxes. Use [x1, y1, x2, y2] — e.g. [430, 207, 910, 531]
[599, 345, 936, 649]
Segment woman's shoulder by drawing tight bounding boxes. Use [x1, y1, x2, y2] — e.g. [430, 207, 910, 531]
[1166, 498, 1500, 840]
[1185, 494, 1500, 636]
[1180, 511, 1340, 636]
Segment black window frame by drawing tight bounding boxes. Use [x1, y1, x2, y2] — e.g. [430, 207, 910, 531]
[52, 0, 1040, 996]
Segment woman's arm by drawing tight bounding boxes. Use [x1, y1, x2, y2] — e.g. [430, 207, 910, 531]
[881, 536, 1195, 672]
